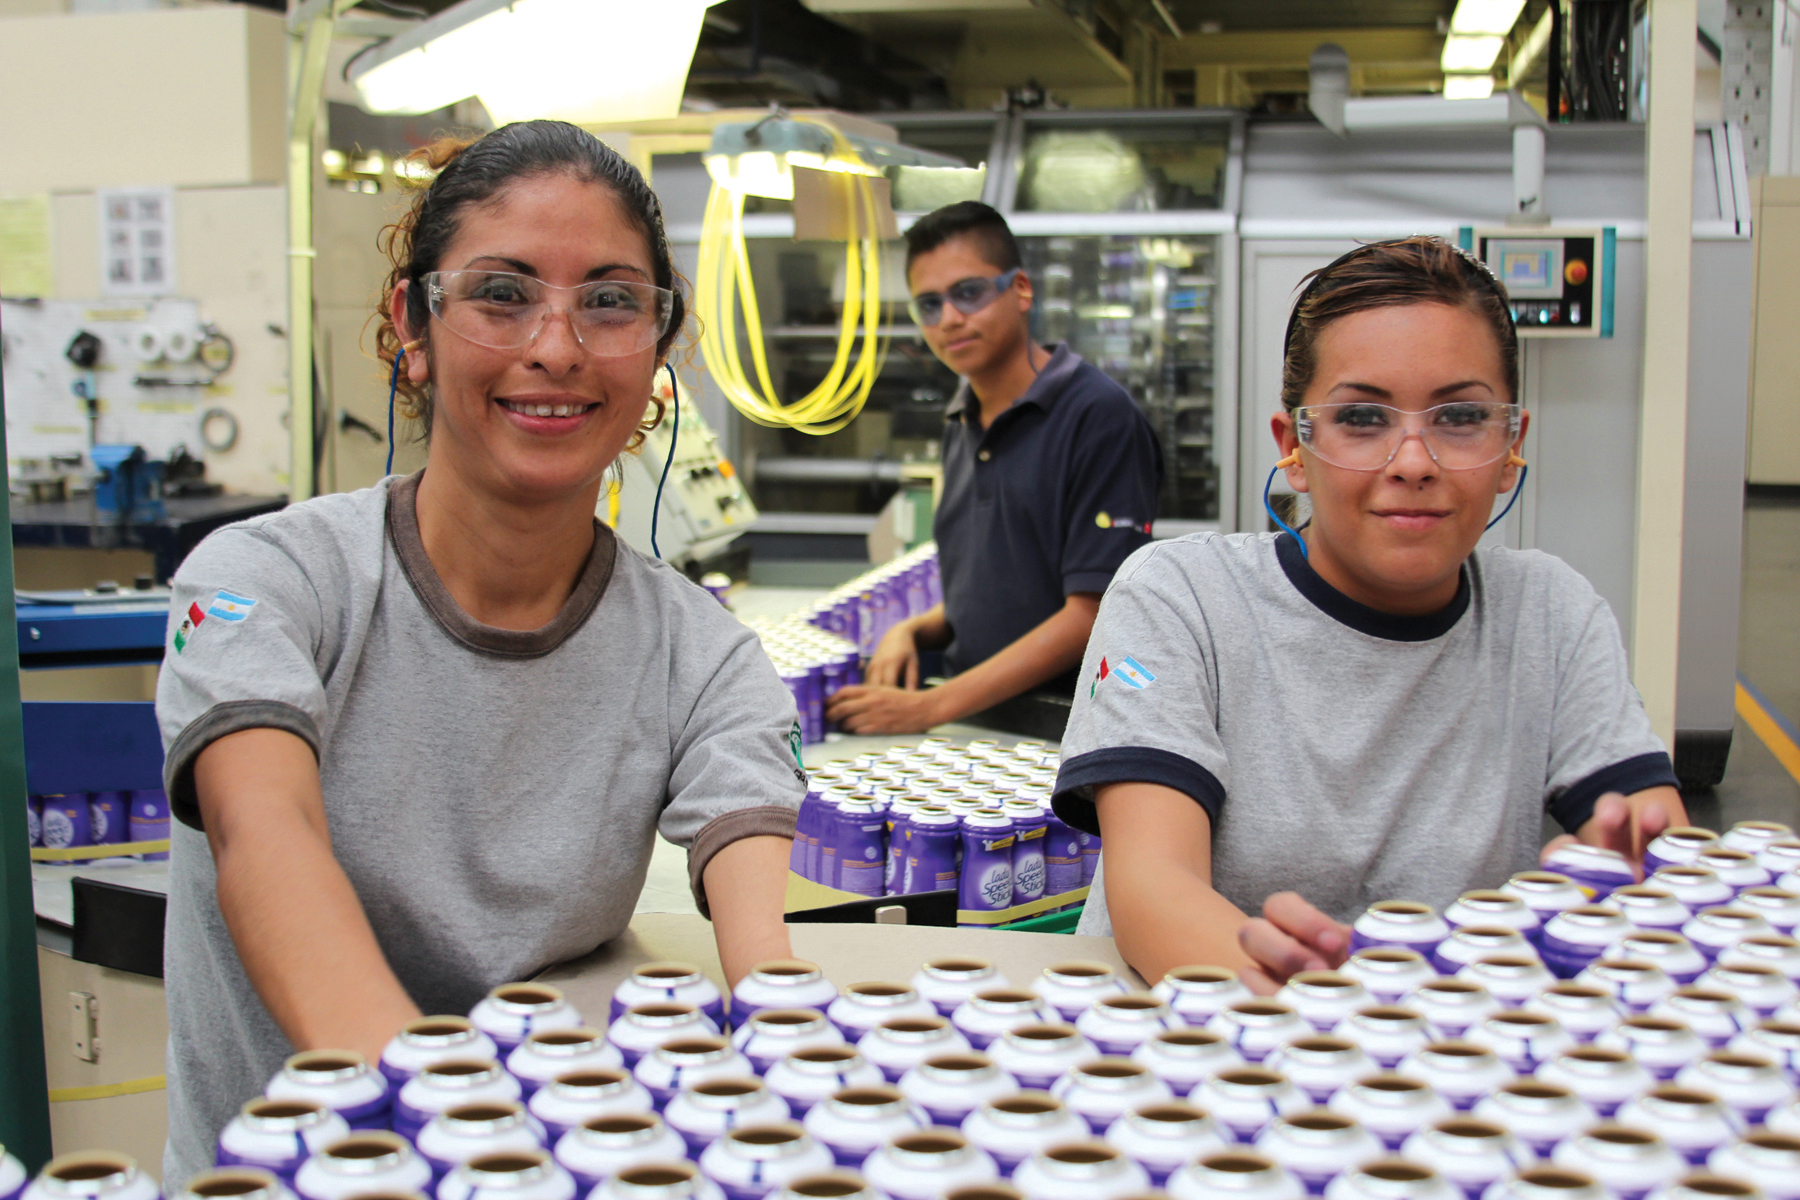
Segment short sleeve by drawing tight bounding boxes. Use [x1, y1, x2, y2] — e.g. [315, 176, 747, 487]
[1542, 577, 1678, 832]
[658, 613, 803, 916]
[1052, 546, 1228, 835]
[156, 528, 330, 829]
[1059, 395, 1164, 596]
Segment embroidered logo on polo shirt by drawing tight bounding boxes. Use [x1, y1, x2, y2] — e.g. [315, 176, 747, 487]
[1095, 512, 1150, 533]
[208, 591, 258, 621]
[173, 590, 259, 654]
[1114, 656, 1156, 688]
[1090, 654, 1156, 696]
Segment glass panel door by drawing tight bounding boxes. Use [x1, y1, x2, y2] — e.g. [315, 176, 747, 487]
[1022, 233, 1221, 521]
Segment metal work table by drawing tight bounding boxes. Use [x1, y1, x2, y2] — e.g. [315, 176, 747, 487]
[10, 492, 284, 584]
[16, 597, 168, 669]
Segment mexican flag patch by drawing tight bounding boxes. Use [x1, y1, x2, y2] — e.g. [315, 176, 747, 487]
[173, 602, 205, 654]
[173, 590, 259, 654]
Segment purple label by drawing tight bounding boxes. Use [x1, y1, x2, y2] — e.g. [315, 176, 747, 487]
[39, 794, 92, 859]
[337, 1092, 394, 1131]
[822, 660, 847, 733]
[815, 804, 844, 890]
[88, 791, 129, 845]
[795, 791, 831, 882]
[838, 815, 888, 898]
[1010, 818, 1047, 905]
[903, 825, 959, 894]
[801, 667, 825, 746]
[837, 652, 862, 689]
[1044, 814, 1082, 898]
[958, 828, 1015, 915]
[885, 813, 909, 894]
[392, 1099, 433, 1141]
[1540, 937, 1608, 980]
[1078, 830, 1101, 885]
[130, 788, 171, 860]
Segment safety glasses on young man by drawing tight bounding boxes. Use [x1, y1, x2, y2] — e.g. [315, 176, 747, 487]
[907, 268, 1021, 328]
[1294, 400, 1524, 471]
[424, 270, 675, 357]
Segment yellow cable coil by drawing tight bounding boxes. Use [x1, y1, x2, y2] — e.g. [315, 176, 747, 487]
[697, 121, 887, 435]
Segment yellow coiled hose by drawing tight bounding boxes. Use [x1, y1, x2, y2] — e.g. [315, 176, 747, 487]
[696, 124, 886, 434]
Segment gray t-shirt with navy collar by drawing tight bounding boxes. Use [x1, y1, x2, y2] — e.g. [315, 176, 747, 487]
[1054, 530, 1677, 936]
[156, 472, 801, 1183]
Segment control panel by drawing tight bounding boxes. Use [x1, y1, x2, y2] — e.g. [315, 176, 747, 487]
[607, 374, 757, 566]
[1470, 228, 1613, 339]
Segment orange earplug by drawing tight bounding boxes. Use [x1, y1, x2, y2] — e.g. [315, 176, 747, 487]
[1276, 452, 1300, 469]
[1508, 453, 1527, 467]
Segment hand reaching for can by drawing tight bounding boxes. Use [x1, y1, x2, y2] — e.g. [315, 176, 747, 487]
[1237, 891, 1353, 994]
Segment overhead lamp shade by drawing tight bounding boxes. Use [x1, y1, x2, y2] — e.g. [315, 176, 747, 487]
[349, 0, 720, 125]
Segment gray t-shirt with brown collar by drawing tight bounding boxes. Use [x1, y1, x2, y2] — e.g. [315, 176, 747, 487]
[1054, 531, 1677, 936]
[156, 473, 801, 1183]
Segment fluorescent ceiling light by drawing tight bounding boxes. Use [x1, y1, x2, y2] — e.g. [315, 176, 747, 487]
[1443, 74, 1497, 100]
[349, 0, 721, 125]
[1450, 0, 1527, 36]
[1442, 34, 1505, 72]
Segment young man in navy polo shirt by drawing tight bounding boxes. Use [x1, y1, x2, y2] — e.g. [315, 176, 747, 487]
[826, 201, 1163, 735]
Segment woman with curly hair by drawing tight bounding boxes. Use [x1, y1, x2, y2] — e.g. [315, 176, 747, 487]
[156, 120, 801, 1180]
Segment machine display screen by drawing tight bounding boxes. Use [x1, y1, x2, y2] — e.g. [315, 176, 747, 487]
[1474, 230, 1602, 337]
[1489, 239, 1563, 298]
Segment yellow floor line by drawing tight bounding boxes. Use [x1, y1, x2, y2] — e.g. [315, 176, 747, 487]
[1736, 681, 1800, 787]
[48, 1075, 165, 1103]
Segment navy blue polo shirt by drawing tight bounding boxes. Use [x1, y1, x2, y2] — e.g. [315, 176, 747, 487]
[935, 343, 1163, 688]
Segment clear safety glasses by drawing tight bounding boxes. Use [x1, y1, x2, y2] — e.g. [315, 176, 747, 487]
[907, 268, 1021, 328]
[1295, 400, 1524, 471]
[423, 270, 675, 357]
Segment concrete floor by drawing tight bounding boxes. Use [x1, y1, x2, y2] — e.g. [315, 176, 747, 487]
[1700, 492, 1800, 830]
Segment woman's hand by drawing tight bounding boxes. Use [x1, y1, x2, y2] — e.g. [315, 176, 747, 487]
[865, 618, 923, 689]
[1237, 891, 1353, 994]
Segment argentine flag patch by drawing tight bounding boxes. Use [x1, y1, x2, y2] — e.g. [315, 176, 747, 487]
[207, 591, 258, 621]
[1113, 655, 1156, 689]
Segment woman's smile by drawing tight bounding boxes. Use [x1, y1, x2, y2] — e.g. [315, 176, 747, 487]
[496, 391, 604, 430]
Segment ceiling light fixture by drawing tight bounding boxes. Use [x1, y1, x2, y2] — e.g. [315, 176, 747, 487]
[1442, 34, 1506, 72]
[1451, 0, 1529, 36]
[347, 0, 723, 125]
[1441, 0, 1526, 76]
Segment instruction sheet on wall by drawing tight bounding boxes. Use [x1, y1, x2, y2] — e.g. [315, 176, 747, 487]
[98, 188, 176, 297]
[1, 297, 222, 470]
[0, 194, 53, 297]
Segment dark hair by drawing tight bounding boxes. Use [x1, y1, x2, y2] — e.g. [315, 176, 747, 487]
[902, 200, 1021, 276]
[375, 120, 686, 442]
[1281, 236, 1517, 412]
